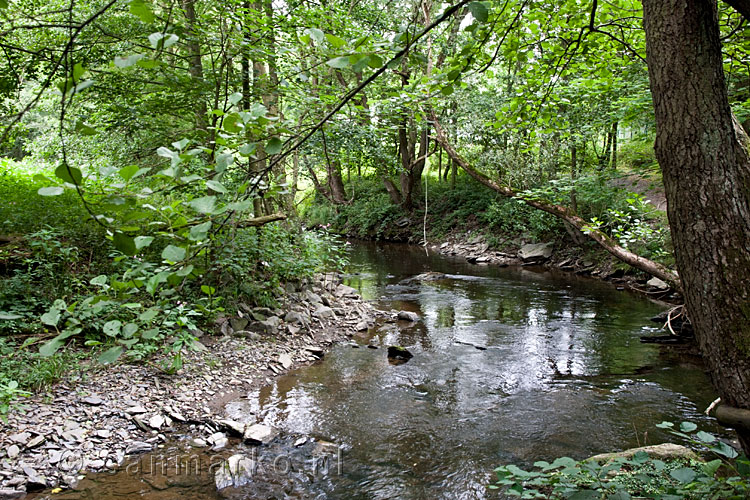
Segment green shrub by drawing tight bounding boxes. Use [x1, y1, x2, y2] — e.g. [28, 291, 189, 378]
[491, 421, 749, 499]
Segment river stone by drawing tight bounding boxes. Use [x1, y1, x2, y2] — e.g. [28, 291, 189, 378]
[397, 311, 419, 322]
[284, 311, 307, 325]
[9, 432, 30, 444]
[215, 454, 256, 490]
[82, 395, 103, 406]
[313, 305, 334, 319]
[518, 242, 553, 262]
[243, 424, 279, 445]
[125, 405, 147, 415]
[387, 345, 414, 361]
[0, 490, 24, 499]
[26, 434, 45, 448]
[303, 345, 324, 357]
[647, 277, 670, 289]
[304, 291, 323, 304]
[218, 419, 246, 436]
[6, 445, 19, 459]
[335, 284, 358, 298]
[355, 320, 369, 331]
[587, 443, 699, 463]
[125, 441, 152, 454]
[229, 318, 249, 332]
[148, 414, 166, 430]
[278, 353, 293, 369]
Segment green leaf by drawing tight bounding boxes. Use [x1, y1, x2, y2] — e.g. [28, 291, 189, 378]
[75, 121, 98, 136]
[98, 346, 123, 364]
[702, 459, 722, 476]
[325, 33, 346, 48]
[696, 430, 716, 443]
[122, 323, 138, 338]
[38, 187, 64, 196]
[90, 275, 108, 286]
[710, 440, 739, 458]
[670, 467, 697, 484]
[308, 28, 324, 44]
[148, 32, 178, 49]
[206, 180, 227, 193]
[223, 113, 242, 133]
[113, 232, 137, 256]
[679, 421, 698, 432]
[141, 328, 160, 339]
[41, 307, 61, 326]
[119, 165, 140, 181]
[0, 312, 23, 320]
[187, 195, 217, 214]
[632, 451, 649, 464]
[468, 2, 489, 22]
[139, 308, 159, 322]
[569, 491, 601, 500]
[103, 320, 122, 337]
[228, 92, 243, 106]
[129, 0, 154, 23]
[134, 236, 154, 250]
[55, 163, 83, 184]
[39, 338, 65, 357]
[326, 56, 351, 69]
[368, 54, 383, 68]
[266, 137, 283, 155]
[162, 244, 186, 262]
[0, 0, 8, 9]
[175, 265, 194, 277]
[607, 492, 631, 500]
[189, 221, 212, 241]
[201, 285, 215, 295]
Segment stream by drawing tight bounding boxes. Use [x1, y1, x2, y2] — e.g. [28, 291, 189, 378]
[40, 241, 720, 499]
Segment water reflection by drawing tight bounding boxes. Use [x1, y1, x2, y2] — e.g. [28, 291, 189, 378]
[241, 241, 719, 499]
[44, 241, 720, 500]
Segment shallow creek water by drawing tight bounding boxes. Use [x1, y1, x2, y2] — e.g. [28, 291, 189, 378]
[40, 241, 721, 499]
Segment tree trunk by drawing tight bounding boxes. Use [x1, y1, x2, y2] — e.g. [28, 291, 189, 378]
[181, 0, 207, 133]
[643, 0, 750, 453]
[611, 121, 618, 170]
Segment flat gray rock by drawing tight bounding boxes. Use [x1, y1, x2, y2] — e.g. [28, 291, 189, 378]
[397, 311, 419, 322]
[125, 441, 152, 455]
[215, 454, 255, 490]
[518, 242, 553, 262]
[243, 423, 279, 445]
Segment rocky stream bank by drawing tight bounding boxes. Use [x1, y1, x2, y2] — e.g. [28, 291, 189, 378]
[0, 273, 391, 498]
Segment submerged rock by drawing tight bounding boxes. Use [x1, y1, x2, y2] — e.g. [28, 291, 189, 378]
[215, 454, 256, 490]
[518, 242, 553, 262]
[397, 311, 419, 322]
[387, 345, 414, 362]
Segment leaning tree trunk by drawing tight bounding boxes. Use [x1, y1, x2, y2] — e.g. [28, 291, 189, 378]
[431, 109, 681, 291]
[643, 0, 750, 453]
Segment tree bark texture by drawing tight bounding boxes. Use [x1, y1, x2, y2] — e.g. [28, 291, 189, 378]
[643, 0, 750, 452]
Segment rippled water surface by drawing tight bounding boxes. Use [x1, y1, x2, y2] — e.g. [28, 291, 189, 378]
[47, 241, 719, 499]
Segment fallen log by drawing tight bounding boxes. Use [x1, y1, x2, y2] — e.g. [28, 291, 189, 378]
[429, 110, 682, 292]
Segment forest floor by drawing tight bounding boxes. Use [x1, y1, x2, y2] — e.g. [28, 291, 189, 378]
[0, 273, 391, 497]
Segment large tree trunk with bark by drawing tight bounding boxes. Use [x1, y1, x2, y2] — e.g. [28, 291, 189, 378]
[643, 0, 750, 453]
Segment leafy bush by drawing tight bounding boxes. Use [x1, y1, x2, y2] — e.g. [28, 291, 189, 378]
[491, 421, 749, 499]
